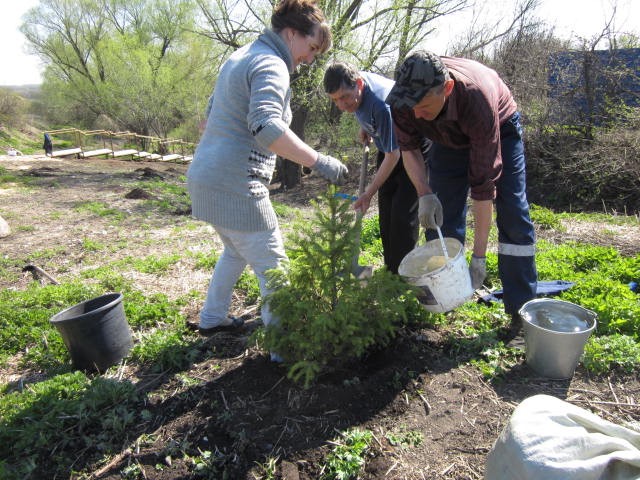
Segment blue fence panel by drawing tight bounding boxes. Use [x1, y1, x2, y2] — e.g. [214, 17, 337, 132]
[548, 48, 640, 124]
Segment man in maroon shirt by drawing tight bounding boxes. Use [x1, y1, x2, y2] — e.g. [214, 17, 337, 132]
[386, 50, 537, 333]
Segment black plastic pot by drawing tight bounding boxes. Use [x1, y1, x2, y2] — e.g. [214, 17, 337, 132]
[50, 292, 133, 372]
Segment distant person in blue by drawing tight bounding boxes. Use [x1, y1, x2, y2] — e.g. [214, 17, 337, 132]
[43, 133, 53, 156]
[323, 62, 430, 274]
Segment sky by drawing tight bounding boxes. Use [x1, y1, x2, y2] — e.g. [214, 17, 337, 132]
[1, 0, 41, 86]
[1, 0, 639, 86]
[430, 0, 640, 53]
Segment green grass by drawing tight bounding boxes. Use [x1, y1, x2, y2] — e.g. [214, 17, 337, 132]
[530, 204, 563, 230]
[81, 253, 183, 277]
[0, 256, 21, 284]
[272, 200, 298, 218]
[27, 246, 68, 263]
[0, 272, 203, 478]
[0, 166, 19, 185]
[189, 249, 260, 304]
[236, 270, 261, 304]
[254, 456, 279, 480]
[124, 253, 182, 274]
[357, 214, 384, 267]
[401, 205, 640, 379]
[0, 168, 38, 190]
[132, 179, 191, 214]
[582, 335, 640, 374]
[471, 343, 524, 379]
[0, 372, 140, 479]
[81, 237, 107, 252]
[1, 189, 639, 478]
[535, 240, 640, 338]
[74, 201, 126, 221]
[0, 125, 43, 154]
[191, 250, 219, 270]
[557, 210, 640, 226]
[529, 203, 640, 229]
[0, 272, 188, 371]
[130, 327, 201, 372]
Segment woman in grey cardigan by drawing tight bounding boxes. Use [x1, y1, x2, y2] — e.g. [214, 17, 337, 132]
[187, 0, 347, 355]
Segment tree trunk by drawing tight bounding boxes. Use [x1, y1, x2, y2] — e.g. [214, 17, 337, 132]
[280, 105, 308, 189]
[583, 51, 595, 141]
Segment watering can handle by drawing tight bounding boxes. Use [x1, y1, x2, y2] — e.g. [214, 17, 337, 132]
[417, 227, 450, 259]
[435, 227, 450, 260]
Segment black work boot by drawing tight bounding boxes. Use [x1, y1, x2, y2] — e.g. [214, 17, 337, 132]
[505, 313, 525, 349]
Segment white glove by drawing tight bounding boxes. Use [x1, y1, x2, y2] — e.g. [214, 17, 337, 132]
[418, 193, 443, 229]
[314, 153, 349, 185]
[470, 255, 487, 289]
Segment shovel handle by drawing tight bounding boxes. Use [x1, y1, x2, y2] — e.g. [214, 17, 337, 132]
[352, 144, 370, 275]
[358, 145, 369, 197]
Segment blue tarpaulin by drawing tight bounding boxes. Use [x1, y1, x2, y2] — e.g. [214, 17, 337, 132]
[479, 280, 576, 305]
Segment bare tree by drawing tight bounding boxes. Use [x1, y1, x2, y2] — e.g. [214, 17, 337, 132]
[195, 0, 265, 51]
[492, 24, 568, 110]
[448, 0, 541, 59]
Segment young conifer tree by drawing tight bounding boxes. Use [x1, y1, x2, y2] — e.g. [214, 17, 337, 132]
[264, 186, 424, 387]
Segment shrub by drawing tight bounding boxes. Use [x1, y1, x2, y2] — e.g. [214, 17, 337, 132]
[0, 88, 27, 128]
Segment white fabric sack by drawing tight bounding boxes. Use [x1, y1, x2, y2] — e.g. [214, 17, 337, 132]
[0, 215, 9, 238]
[485, 394, 640, 480]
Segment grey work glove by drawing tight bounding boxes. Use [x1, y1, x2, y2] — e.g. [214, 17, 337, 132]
[470, 255, 487, 289]
[418, 193, 443, 229]
[314, 153, 348, 185]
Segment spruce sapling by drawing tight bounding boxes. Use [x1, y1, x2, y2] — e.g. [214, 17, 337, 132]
[264, 186, 423, 387]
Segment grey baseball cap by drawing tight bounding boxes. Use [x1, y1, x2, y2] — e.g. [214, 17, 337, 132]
[386, 50, 447, 109]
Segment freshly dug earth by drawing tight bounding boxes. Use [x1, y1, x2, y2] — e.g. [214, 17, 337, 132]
[1, 154, 639, 479]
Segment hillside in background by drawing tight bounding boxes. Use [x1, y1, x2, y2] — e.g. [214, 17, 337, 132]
[2, 84, 41, 100]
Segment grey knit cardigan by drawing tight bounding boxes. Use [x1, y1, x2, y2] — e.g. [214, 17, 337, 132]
[187, 29, 293, 231]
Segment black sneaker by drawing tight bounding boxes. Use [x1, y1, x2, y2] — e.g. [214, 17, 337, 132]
[197, 316, 245, 336]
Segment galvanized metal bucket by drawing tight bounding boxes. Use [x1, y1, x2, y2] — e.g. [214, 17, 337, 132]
[520, 298, 597, 379]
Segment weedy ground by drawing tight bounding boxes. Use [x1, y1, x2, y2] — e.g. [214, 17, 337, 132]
[1, 154, 639, 480]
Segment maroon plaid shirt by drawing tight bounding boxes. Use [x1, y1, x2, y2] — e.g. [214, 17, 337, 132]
[392, 56, 517, 201]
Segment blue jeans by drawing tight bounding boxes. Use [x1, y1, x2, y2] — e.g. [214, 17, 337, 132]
[426, 112, 537, 315]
